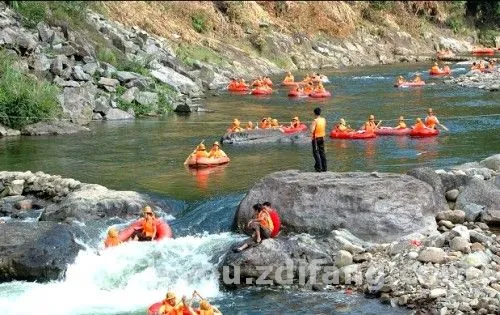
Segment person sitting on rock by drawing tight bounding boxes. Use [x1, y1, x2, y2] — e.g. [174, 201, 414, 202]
[283, 71, 294, 83]
[228, 118, 243, 133]
[336, 118, 352, 132]
[246, 121, 254, 130]
[233, 203, 274, 252]
[394, 116, 407, 129]
[208, 141, 226, 158]
[290, 116, 301, 128]
[130, 206, 157, 242]
[412, 117, 427, 130]
[104, 226, 122, 248]
[412, 73, 422, 82]
[158, 291, 196, 315]
[395, 75, 405, 86]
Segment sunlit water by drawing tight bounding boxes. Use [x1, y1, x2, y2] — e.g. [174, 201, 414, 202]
[0, 62, 498, 314]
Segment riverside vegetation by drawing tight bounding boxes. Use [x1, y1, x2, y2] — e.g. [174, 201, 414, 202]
[0, 1, 498, 136]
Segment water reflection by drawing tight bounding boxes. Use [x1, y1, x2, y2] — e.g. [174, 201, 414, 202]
[185, 164, 229, 192]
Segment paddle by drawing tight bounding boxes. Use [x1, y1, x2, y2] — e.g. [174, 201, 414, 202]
[376, 120, 383, 128]
[192, 291, 222, 314]
[438, 123, 449, 131]
[183, 140, 205, 165]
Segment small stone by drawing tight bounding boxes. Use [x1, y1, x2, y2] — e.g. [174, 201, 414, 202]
[465, 267, 483, 280]
[429, 288, 447, 298]
[470, 230, 493, 245]
[436, 210, 465, 224]
[408, 251, 419, 259]
[491, 282, 500, 292]
[470, 242, 486, 252]
[438, 220, 454, 229]
[353, 252, 372, 263]
[461, 251, 491, 267]
[418, 247, 446, 264]
[451, 225, 470, 241]
[335, 250, 353, 268]
[450, 236, 471, 253]
[98, 77, 119, 87]
[476, 222, 489, 230]
[446, 189, 459, 202]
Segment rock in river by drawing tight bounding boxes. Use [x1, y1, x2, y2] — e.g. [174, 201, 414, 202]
[0, 222, 83, 282]
[234, 170, 446, 243]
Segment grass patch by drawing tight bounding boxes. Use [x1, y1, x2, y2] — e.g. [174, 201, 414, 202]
[0, 50, 60, 129]
[191, 12, 208, 33]
[10, 1, 89, 29]
[175, 43, 224, 66]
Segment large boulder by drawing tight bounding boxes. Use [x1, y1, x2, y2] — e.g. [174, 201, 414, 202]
[21, 121, 90, 136]
[39, 183, 151, 223]
[220, 234, 336, 288]
[480, 154, 500, 171]
[234, 171, 445, 243]
[104, 108, 134, 120]
[0, 222, 83, 282]
[60, 82, 97, 125]
[0, 124, 20, 137]
[455, 178, 500, 215]
[150, 65, 201, 95]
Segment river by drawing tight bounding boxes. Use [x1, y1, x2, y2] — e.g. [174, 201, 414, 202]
[0, 62, 499, 314]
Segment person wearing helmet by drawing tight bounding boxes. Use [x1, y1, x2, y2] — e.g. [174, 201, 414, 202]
[290, 117, 301, 128]
[194, 143, 209, 158]
[104, 227, 122, 248]
[208, 141, 226, 158]
[246, 121, 254, 130]
[412, 117, 426, 130]
[229, 118, 243, 133]
[362, 114, 377, 133]
[431, 62, 440, 73]
[394, 116, 407, 129]
[283, 71, 294, 83]
[424, 108, 440, 129]
[336, 118, 352, 132]
[196, 299, 222, 315]
[412, 73, 422, 82]
[130, 206, 157, 242]
[158, 291, 196, 315]
[395, 75, 405, 86]
[270, 118, 280, 128]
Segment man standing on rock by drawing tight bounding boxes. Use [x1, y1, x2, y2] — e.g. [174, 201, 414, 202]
[311, 107, 327, 172]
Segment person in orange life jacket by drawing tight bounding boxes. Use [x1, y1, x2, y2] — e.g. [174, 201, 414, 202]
[336, 118, 352, 132]
[158, 291, 196, 315]
[208, 141, 226, 158]
[395, 116, 407, 129]
[233, 203, 274, 252]
[412, 118, 427, 130]
[311, 107, 327, 172]
[196, 299, 222, 315]
[361, 115, 377, 133]
[104, 226, 122, 248]
[425, 108, 440, 129]
[130, 206, 157, 242]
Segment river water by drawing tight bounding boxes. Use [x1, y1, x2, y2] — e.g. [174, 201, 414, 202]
[0, 62, 499, 314]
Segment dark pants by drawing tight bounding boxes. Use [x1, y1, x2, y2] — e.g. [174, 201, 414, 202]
[312, 137, 327, 172]
[130, 229, 153, 242]
[244, 222, 271, 246]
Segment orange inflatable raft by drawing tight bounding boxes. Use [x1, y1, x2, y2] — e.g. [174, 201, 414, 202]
[281, 123, 308, 134]
[396, 81, 425, 87]
[409, 128, 439, 137]
[227, 85, 249, 92]
[330, 130, 376, 139]
[309, 91, 331, 98]
[186, 156, 230, 168]
[429, 66, 451, 75]
[375, 127, 411, 136]
[472, 48, 495, 55]
[288, 90, 308, 97]
[118, 218, 173, 242]
[251, 88, 272, 95]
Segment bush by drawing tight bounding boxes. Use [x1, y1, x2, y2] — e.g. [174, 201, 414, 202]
[191, 12, 208, 33]
[10, 1, 47, 28]
[97, 48, 118, 65]
[446, 16, 465, 33]
[0, 51, 60, 129]
[478, 29, 500, 47]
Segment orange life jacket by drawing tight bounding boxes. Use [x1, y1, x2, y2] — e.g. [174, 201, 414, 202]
[209, 148, 226, 158]
[425, 115, 438, 129]
[104, 236, 121, 248]
[142, 218, 155, 237]
[197, 309, 214, 315]
[258, 209, 274, 232]
[431, 66, 439, 72]
[312, 117, 326, 138]
[364, 121, 376, 133]
[413, 121, 426, 130]
[195, 151, 209, 158]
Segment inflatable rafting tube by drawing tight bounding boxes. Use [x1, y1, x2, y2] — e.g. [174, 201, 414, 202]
[288, 90, 308, 97]
[186, 156, 230, 168]
[269, 210, 281, 238]
[309, 91, 331, 98]
[227, 85, 249, 92]
[396, 81, 425, 87]
[281, 123, 308, 134]
[375, 127, 412, 136]
[251, 88, 272, 95]
[118, 218, 173, 242]
[282, 81, 297, 86]
[472, 48, 495, 55]
[147, 302, 162, 315]
[329, 130, 376, 139]
[409, 128, 439, 137]
[429, 67, 451, 75]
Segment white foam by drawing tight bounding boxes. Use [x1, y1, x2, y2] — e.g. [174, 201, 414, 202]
[0, 233, 240, 315]
[352, 76, 386, 80]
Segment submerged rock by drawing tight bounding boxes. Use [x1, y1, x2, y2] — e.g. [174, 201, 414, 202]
[234, 170, 445, 243]
[221, 129, 309, 145]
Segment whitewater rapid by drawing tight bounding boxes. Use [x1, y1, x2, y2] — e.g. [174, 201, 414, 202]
[0, 232, 241, 315]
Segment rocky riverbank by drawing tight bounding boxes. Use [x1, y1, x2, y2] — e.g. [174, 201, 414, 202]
[0, 170, 169, 282]
[222, 154, 500, 314]
[445, 66, 500, 91]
